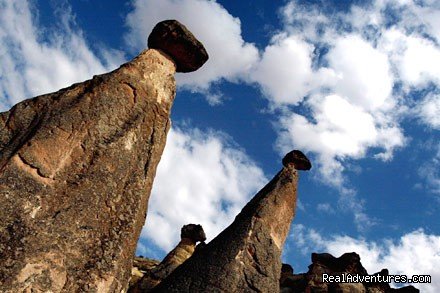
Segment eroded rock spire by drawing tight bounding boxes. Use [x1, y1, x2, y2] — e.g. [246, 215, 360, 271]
[153, 150, 311, 292]
[0, 20, 207, 292]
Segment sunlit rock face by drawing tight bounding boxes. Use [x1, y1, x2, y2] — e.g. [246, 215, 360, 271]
[0, 20, 207, 292]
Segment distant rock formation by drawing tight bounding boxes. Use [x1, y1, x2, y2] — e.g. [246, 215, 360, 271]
[280, 252, 419, 293]
[130, 224, 206, 292]
[152, 151, 311, 292]
[130, 252, 419, 293]
[0, 20, 207, 292]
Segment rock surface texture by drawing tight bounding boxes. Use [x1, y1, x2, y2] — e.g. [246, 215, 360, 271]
[152, 151, 311, 292]
[0, 20, 207, 292]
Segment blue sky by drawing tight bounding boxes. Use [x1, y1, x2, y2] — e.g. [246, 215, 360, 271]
[1, 0, 439, 291]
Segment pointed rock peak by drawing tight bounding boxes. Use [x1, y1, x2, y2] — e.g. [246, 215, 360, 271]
[282, 149, 312, 170]
[152, 157, 301, 292]
[148, 19, 209, 73]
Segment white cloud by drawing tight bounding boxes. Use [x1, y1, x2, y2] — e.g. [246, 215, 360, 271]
[125, 0, 259, 91]
[418, 93, 440, 130]
[381, 30, 440, 88]
[291, 225, 440, 293]
[139, 127, 266, 252]
[277, 94, 404, 182]
[249, 34, 315, 105]
[0, 1, 120, 111]
[272, 0, 440, 195]
[326, 35, 393, 111]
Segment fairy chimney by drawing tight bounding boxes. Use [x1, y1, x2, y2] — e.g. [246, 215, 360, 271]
[0, 20, 207, 292]
[153, 150, 311, 292]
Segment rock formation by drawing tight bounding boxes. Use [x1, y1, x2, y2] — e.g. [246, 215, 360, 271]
[152, 151, 311, 292]
[0, 20, 207, 292]
[280, 252, 419, 293]
[129, 252, 419, 293]
[130, 224, 206, 292]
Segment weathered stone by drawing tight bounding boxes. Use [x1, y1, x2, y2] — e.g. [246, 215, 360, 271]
[131, 224, 206, 292]
[0, 20, 208, 292]
[148, 19, 209, 72]
[152, 151, 310, 292]
[129, 257, 160, 291]
[282, 149, 312, 170]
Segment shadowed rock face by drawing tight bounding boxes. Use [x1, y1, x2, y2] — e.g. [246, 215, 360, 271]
[153, 152, 310, 292]
[0, 20, 207, 292]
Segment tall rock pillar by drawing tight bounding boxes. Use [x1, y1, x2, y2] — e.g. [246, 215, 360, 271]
[0, 20, 207, 292]
[153, 150, 311, 292]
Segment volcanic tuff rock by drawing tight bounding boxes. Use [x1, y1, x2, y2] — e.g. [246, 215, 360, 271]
[152, 151, 311, 293]
[0, 20, 207, 292]
[130, 224, 206, 292]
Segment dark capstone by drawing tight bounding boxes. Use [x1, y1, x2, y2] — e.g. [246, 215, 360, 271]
[282, 150, 312, 170]
[148, 19, 209, 73]
[180, 224, 206, 242]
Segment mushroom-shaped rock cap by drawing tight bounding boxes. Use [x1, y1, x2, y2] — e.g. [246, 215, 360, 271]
[282, 150, 312, 170]
[181, 224, 207, 242]
[148, 20, 209, 73]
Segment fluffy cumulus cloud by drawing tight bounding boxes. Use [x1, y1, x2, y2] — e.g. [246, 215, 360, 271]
[139, 127, 266, 252]
[291, 224, 440, 293]
[327, 35, 393, 111]
[249, 34, 316, 105]
[125, 0, 259, 91]
[274, 0, 440, 186]
[124, 2, 438, 190]
[0, 0, 122, 111]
